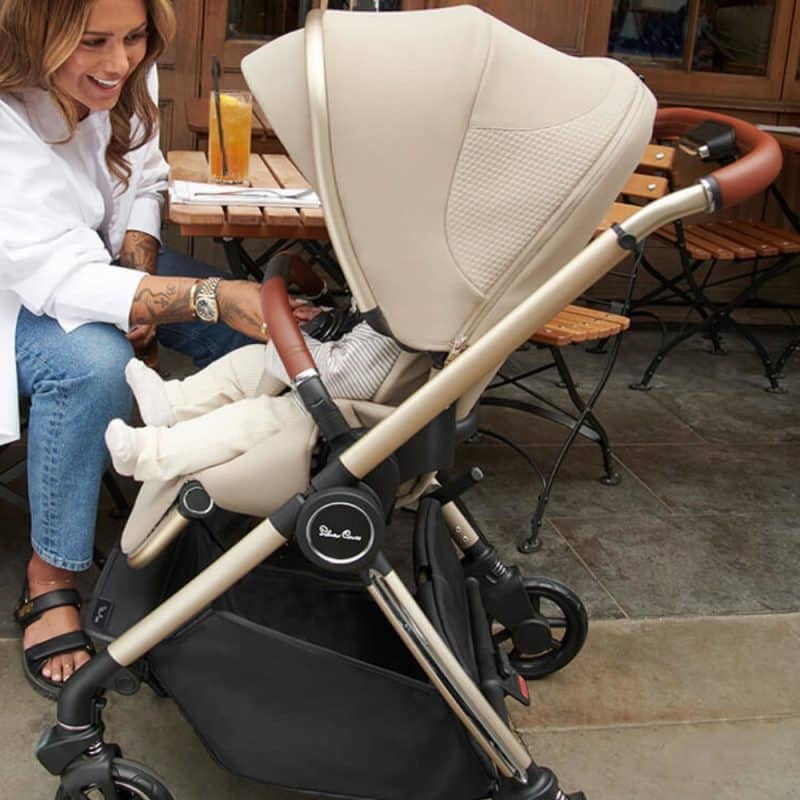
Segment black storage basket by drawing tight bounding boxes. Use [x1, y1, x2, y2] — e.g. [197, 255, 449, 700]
[87, 506, 496, 800]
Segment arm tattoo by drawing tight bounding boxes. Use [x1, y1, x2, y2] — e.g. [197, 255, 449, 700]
[130, 280, 192, 325]
[119, 230, 159, 274]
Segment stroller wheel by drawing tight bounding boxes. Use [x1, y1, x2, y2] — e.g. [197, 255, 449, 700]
[55, 758, 174, 800]
[491, 576, 588, 680]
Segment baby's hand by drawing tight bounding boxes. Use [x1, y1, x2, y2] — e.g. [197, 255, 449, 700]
[291, 301, 323, 324]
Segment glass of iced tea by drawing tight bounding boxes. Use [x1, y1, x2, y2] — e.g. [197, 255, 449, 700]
[208, 91, 253, 183]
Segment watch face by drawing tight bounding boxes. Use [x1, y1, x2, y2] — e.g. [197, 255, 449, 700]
[195, 296, 218, 323]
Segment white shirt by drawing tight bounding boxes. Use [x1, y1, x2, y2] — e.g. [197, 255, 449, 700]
[0, 70, 167, 444]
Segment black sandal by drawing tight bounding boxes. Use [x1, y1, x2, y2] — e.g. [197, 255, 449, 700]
[14, 583, 95, 700]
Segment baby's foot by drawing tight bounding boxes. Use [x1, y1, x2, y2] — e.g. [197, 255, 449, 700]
[105, 418, 140, 476]
[125, 358, 175, 427]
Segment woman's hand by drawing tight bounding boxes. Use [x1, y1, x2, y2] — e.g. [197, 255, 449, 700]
[126, 323, 157, 348]
[216, 280, 268, 341]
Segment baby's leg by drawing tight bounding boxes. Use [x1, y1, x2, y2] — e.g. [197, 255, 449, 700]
[164, 344, 287, 423]
[107, 393, 306, 482]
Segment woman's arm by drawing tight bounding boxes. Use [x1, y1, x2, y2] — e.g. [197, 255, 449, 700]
[119, 230, 159, 274]
[129, 275, 267, 342]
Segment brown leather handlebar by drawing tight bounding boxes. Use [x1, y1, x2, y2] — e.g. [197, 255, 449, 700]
[260, 254, 317, 380]
[654, 107, 782, 210]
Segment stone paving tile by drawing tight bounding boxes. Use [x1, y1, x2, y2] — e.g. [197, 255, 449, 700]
[465, 517, 625, 620]
[478, 385, 704, 448]
[455, 441, 671, 523]
[613, 442, 800, 515]
[648, 387, 800, 444]
[514, 614, 800, 729]
[525, 717, 800, 800]
[550, 513, 800, 618]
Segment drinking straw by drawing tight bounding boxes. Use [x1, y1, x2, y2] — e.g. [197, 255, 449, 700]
[211, 55, 228, 178]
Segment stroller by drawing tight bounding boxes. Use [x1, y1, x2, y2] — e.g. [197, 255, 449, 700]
[37, 6, 781, 800]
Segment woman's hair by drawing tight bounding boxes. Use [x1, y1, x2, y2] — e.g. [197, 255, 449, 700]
[0, 0, 176, 188]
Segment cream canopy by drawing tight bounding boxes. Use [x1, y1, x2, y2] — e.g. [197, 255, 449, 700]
[242, 6, 655, 352]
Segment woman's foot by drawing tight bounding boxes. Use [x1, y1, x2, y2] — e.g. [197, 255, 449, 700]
[125, 357, 175, 427]
[22, 554, 92, 687]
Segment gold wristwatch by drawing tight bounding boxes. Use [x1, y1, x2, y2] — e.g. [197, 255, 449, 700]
[190, 277, 222, 323]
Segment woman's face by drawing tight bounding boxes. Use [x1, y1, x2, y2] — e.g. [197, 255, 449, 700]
[55, 0, 149, 116]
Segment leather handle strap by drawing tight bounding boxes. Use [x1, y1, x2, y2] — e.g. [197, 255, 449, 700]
[261, 252, 317, 380]
[654, 107, 783, 210]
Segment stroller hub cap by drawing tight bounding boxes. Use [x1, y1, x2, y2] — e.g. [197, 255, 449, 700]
[296, 486, 384, 572]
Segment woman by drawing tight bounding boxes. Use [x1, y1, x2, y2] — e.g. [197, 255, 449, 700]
[0, 0, 266, 697]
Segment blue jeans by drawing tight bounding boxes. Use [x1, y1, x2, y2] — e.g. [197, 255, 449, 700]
[15, 247, 257, 570]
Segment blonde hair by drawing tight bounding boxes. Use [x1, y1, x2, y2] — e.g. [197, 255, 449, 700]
[0, 0, 176, 188]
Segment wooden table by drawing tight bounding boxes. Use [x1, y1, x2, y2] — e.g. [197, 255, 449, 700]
[168, 149, 334, 280]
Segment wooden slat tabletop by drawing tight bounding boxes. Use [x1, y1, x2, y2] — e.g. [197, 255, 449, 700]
[167, 150, 328, 241]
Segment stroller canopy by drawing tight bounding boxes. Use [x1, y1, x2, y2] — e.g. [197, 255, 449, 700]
[242, 6, 655, 352]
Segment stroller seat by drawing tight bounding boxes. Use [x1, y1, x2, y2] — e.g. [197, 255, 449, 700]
[120, 350, 434, 564]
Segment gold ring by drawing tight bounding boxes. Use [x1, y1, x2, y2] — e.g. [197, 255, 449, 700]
[261, 322, 269, 339]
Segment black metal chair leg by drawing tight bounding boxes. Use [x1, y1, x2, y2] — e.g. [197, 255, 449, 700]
[550, 348, 619, 482]
[775, 333, 800, 377]
[724, 317, 784, 392]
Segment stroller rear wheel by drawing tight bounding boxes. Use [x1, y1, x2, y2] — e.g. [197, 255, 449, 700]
[492, 577, 588, 680]
[55, 758, 174, 800]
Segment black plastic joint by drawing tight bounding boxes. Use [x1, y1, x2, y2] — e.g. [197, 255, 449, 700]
[497, 765, 566, 800]
[295, 375, 354, 445]
[268, 494, 305, 539]
[310, 458, 357, 493]
[611, 223, 640, 252]
[57, 650, 120, 728]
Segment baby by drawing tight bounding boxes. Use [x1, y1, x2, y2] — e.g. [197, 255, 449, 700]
[106, 298, 401, 483]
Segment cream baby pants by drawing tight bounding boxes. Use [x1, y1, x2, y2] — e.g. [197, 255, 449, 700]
[130, 345, 315, 482]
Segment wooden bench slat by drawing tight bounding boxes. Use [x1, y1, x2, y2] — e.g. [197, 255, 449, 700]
[690, 224, 757, 259]
[263, 154, 309, 189]
[168, 149, 211, 183]
[248, 154, 303, 226]
[621, 173, 669, 201]
[529, 303, 629, 346]
[225, 205, 265, 226]
[705, 221, 780, 256]
[653, 225, 713, 260]
[731, 220, 800, 252]
[596, 202, 641, 233]
[681, 226, 737, 260]
[639, 143, 676, 172]
[169, 202, 226, 226]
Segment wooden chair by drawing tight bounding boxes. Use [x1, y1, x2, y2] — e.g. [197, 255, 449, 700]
[479, 144, 674, 552]
[627, 125, 800, 393]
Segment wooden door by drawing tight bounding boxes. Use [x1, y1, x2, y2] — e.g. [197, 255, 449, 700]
[605, 0, 797, 109]
[401, 0, 614, 55]
[198, 1, 311, 96]
[156, 0, 204, 151]
[782, 0, 800, 106]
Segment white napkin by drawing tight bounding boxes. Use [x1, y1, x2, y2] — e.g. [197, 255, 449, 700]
[169, 180, 321, 208]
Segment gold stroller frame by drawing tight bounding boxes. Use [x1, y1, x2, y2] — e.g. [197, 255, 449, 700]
[37, 8, 782, 800]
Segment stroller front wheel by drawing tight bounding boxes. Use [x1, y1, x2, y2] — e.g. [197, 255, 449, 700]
[492, 576, 588, 680]
[55, 758, 174, 800]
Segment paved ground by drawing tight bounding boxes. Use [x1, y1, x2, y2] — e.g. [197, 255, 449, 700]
[1, 325, 798, 798]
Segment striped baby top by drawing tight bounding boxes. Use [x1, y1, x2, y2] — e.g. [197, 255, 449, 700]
[264, 321, 402, 401]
